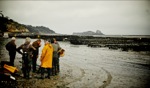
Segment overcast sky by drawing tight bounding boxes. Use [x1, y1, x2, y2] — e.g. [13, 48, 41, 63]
[0, 0, 150, 35]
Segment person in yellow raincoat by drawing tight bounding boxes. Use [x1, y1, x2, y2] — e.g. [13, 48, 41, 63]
[40, 39, 53, 79]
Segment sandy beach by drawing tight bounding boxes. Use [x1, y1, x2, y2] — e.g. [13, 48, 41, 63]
[0, 38, 150, 88]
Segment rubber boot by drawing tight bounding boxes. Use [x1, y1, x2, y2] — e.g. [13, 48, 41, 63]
[45, 68, 50, 79]
[40, 67, 44, 79]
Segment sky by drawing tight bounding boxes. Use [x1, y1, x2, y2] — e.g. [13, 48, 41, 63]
[0, 0, 150, 35]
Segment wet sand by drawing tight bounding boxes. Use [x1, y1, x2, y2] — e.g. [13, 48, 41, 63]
[0, 38, 150, 88]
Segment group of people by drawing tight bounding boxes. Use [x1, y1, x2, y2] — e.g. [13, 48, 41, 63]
[5, 37, 63, 79]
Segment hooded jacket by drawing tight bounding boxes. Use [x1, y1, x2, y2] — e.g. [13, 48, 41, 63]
[40, 43, 53, 68]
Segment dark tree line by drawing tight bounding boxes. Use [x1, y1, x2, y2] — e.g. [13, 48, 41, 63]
[0, 12, 8, 34]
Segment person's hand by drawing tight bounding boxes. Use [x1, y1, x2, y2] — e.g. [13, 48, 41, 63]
[39, 43, 41, 47]
[38, 42, 41, 47]
[40, 56, 43, 62]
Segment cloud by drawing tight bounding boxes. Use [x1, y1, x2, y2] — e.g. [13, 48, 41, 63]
[0, 1, 150, 35]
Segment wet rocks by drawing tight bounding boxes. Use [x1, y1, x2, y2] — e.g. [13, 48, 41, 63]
[70, 36, 150, 51]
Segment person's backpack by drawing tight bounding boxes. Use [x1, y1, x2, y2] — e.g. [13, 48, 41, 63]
[5, 43, 10, 51]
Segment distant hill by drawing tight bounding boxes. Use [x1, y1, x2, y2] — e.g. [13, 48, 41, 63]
[0, 16, 28, 33]
[0, 13, 55, 35]
[23, 25, 55, 34]
[73, 30, 104, 36]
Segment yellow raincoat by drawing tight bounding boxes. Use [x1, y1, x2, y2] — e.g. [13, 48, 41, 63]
[40, 43, 53, 68]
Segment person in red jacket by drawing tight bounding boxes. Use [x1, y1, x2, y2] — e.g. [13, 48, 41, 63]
[32, 39, 41, 72]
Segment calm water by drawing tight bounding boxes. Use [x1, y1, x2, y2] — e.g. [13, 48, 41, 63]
[0, 38, 150, 88]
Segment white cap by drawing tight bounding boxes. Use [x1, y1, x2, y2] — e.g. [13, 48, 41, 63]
[11, 37, 16, 40]
[25, 37, 31, 43]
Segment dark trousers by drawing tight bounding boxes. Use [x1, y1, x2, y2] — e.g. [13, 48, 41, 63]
[52, 52, 60, 75]
[32, 55, 37, 72]
[41, 67, 51, 77]
[22, 52, 31, 78]
[52, 58, 59, 75]
[57, 58, 60, 72]
[9, 52, 16, 66]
